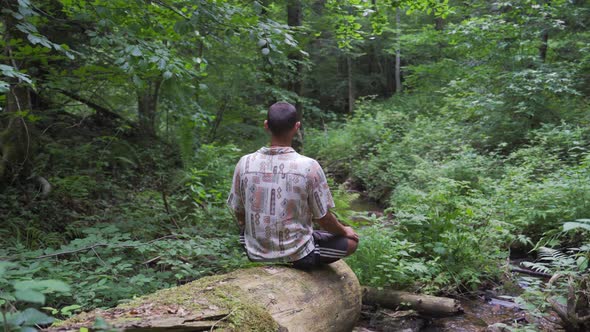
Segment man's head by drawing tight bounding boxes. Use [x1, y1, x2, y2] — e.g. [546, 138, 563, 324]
[265, 102, 300, 137]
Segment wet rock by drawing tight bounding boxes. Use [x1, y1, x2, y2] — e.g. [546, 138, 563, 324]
[369, 309, 427, 332]
[486, 322, 512, 332]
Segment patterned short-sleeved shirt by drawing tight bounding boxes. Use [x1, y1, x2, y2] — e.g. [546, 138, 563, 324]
[227, 146, 335, 262]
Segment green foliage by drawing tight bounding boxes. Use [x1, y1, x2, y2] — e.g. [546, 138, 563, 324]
[329, 181, 360, 227]
[346, 222, 437, 288]
[1, 219, 247, 313]
[311, 93, 588, 293]
[186, 144, 242, 207]
[497, 151, 590, 237]
[304, 0, 590, 297]
[0, 262, 70, 332]
[1, 1, 589, 329]
[514, 243, 589, 330]
[1, 118, 248, 320]
[306, 98, 408, 182]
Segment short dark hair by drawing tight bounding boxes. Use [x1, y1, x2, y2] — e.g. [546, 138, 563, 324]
[267, 102, 297, 136]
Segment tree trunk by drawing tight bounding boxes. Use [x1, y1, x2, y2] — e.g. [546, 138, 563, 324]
[385, 57, 395, 97]
[0, 1, 33, 183]
[395, 8, 402, 94]
[362, 287, 464, 316]
[287, 0, 304, 151]
[137, 78, 163, 137]
[347, 55, 354, 113]
[435, 17, 445, 31]
[258, 0, 275, 99]
[208, 97, 230, 142]
[51, 261, 362, 332]
[539, 30, 549, 62]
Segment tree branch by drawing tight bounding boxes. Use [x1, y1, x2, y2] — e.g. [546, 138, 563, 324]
[15, 235, 180, 260]
[56, 88, 134, 126]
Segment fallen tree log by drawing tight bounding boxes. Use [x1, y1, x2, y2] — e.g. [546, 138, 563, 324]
[362, 287, 463, 316]
[50, 261, 361, 332]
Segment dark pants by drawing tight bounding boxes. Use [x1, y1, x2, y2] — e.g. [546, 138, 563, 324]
[291, 230, 349, 270]
[239, 230, 349, 269]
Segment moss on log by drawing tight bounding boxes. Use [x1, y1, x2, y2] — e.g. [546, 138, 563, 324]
[51, 261, 361, 332]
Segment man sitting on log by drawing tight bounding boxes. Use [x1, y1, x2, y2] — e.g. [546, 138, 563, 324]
[227, 101, 359, 269]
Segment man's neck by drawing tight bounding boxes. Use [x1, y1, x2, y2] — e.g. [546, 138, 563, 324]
[269, 136, 292, 148]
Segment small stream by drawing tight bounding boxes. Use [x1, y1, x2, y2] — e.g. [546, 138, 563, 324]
[349, 196, 547, 332]
[349, 196, 383, 215]
[354, 296, 527, 332]
[422, 297, 526, 332]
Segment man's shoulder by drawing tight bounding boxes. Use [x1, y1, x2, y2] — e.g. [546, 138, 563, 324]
[291, 153, 319, 166]
[237, 151, 259, 162]
[236, 149, 321, 173]
[288, 153, 324, 177]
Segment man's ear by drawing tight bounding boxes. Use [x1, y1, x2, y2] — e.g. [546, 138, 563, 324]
[295, 121, 301, 130]
[264, 120, 269, 131]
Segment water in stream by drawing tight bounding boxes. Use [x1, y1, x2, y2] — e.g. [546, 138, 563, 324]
[422, 297, 526, 332]
[354, 296, 530, 332]
[349, 197, 546, 331]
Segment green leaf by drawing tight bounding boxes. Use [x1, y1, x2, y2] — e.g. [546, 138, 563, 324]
[21, 327, 38, 332]
[60, 304, 82, 315]
[41, 307, 59, 315]
[8, 308, 53, 327]
[14, 279, 70, 293]
[130, 46, 142, 57]
[15, 289, 46, 304]
[19, 308, 54, 326]
[0, 80, 9, 93]
[563, 222, 590, 232]
[576, 257, 588, 271]
[93, 317, 109, 330]
[0, 294, 16, 302]
[0, 261, 17, 278]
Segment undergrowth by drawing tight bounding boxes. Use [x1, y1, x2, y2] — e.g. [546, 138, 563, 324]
[0, 122, 250, 328]
[310, 95, 590, 299]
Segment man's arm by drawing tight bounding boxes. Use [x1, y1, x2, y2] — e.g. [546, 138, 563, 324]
[306, 159, 359, 254]
[227, 157, 245, 231]
[235, 210, 245, 232]
[315, 211, 359, 243]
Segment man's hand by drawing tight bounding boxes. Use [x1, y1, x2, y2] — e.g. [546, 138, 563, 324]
[316, 211, 360, 256]
[316, 212, 359, 241]
[343, 226, 359, 243]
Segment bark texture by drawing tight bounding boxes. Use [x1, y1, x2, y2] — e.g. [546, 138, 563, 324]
[287, 0, 304, 151]
[362, 287, 463, 317]
[137, 78, 163, 137]
[1, 1, 33, 182]
[52, 261, 362, 332]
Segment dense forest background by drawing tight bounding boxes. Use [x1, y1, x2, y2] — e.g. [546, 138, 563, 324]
[1, 0, 589, 330]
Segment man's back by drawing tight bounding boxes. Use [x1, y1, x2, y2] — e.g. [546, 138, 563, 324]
[228, 146, 334, 262]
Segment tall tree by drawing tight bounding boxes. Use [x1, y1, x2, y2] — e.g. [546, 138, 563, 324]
[1, 0, 40, 182]
[287, 0, 304, 148]
[395, 7, 402, 94]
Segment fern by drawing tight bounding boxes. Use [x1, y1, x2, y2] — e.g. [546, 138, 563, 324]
[521, 261, 552, 274]
[521, 247, 581, 275]
[538, 247, 568, 262]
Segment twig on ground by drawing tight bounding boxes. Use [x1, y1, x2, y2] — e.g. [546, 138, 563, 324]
[210, 309, 236, 332]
